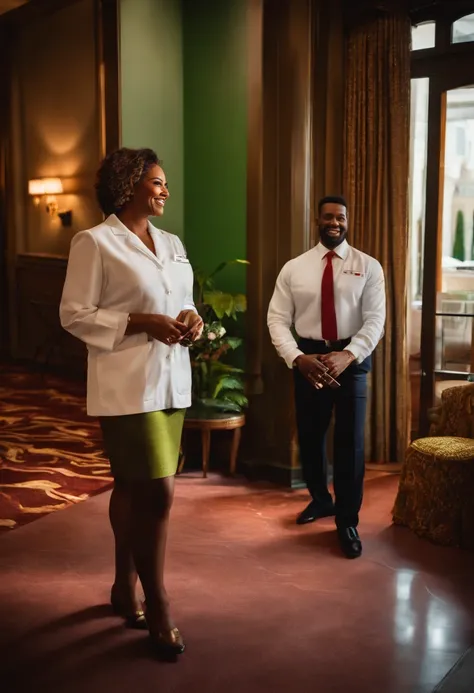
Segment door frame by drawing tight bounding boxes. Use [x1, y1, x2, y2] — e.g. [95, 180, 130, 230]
[413, 26, 474, 434]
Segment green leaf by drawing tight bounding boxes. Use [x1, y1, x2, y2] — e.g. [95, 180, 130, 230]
[212, 376, 244, 399]
[199, 361, 208, 396]
[208, 259, 250, 280]
[233, 294, 247, 313]
[226, 337, 242, 350]
[203, 291, 234, 319]
[193, 269, 207, 286]
[198, 398, 242, 413]
[218, 390, 248, 407]
[209, 361, 244, 374]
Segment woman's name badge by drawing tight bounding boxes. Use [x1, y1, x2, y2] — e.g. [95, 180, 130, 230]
[174, 254, 190, 264]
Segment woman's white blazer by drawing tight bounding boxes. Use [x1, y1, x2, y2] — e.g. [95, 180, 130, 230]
[59, 214, 196, 416]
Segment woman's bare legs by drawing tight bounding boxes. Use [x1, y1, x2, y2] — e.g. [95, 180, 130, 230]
[109, 480, 141, 613]
[129, 475, 176, 634]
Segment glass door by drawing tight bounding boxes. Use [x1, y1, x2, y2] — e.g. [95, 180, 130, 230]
[410, 11, 474, 435]
[418, 73, 474, 434]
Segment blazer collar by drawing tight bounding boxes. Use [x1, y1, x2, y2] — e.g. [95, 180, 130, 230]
[106, 214, 164, 267]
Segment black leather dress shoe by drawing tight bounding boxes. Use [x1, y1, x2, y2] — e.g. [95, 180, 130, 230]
[337, 526, 362, 559]
[296, 501, 336, 525]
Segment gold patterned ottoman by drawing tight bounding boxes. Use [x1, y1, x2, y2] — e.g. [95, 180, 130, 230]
[392, 436, 474, 549]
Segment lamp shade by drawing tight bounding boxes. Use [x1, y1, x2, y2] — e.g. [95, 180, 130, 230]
[28, 178, 63, 196]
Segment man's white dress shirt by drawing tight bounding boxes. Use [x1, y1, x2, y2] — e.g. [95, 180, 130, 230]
[267, 240, 386, 368]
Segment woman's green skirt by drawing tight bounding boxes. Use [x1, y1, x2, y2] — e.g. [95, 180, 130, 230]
[99, 409, 185, 481]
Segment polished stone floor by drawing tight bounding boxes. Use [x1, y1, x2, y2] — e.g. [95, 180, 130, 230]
[0, 472, 473, 693]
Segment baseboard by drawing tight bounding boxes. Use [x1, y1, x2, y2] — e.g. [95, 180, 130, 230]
[241, 459, 398, 487]
[365, 462, 402, 473]
[241, 459, 307, 489]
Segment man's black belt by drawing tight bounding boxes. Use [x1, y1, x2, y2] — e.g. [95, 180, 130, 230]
[298, 337, 352, 351]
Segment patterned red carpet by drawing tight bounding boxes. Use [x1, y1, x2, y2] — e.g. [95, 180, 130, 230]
[0, 363, 112, 534]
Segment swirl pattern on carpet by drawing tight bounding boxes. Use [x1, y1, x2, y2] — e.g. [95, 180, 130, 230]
[0, 365, 112, 534]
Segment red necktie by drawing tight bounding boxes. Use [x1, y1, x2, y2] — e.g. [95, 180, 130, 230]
[321, 251, 338, 341]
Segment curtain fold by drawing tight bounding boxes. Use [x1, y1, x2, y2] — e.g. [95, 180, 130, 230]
[343, 13, 411, 463]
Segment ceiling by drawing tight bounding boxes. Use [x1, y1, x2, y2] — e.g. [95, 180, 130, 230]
[0, 0, 28, 17]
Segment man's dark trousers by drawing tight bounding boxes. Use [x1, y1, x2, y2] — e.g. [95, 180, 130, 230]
[293, 337, 371, 529]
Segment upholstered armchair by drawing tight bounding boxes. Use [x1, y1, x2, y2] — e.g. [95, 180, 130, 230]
[392, 383, 474, 550]
[428, 383, 474, 438]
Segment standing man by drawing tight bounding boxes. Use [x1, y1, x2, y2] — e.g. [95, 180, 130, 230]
[267, 196, 385, 558]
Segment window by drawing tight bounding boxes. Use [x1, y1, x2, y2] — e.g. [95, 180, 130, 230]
[437, 87, 474, 374]
[452, 13, 474, 44]
[411, 22, 435, 51]
[456, 126, 466, 156]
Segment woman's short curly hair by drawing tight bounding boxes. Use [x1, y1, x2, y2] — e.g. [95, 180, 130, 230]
[95, 147, 162, 215]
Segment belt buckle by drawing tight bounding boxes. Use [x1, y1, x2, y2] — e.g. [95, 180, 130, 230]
[324, 340, 332, 348]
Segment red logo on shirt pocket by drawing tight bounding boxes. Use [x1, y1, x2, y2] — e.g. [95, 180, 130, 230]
[343, 270, 365, 277]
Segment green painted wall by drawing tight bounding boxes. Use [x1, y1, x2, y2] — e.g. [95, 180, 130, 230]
[119, 0, 248, 287]
[182, 0, 247, 295]
[120, 0, 184, 237]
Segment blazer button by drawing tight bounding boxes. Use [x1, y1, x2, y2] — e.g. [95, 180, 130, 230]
[166, 289, 172, 295]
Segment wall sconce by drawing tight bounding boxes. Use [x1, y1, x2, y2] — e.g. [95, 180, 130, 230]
[28, 178, 73, 227]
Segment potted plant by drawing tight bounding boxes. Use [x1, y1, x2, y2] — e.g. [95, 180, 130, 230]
[189, 259, 249, 415]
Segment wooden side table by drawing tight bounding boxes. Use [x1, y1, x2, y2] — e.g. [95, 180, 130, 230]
[178, 410, 245, 478]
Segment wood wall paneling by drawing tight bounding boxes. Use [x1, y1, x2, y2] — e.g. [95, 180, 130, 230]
[312, 0, 345, 203]
[244, 0, 346, 484]
[245, 0, 263, 397]
[244, 0, 314, 485]
[0, 0, 119, 370]
[96, 0, 120, 156]
[15, 254, 86, 373]
[0, 24, 12, 357]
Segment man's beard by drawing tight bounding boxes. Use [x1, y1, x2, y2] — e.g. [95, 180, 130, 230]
[319, 225, 347, 248]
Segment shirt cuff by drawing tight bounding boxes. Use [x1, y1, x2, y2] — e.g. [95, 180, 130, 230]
[284, 348, 304, 369]
[97, 309, 130, 350]
[344, 343, 363, 364]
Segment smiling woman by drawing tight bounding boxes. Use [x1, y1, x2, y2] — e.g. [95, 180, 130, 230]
[95, 147, 166, 217]
[59, 146, 203, 659]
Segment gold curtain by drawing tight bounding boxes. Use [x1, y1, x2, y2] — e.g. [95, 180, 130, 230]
[343, 13, 411, 463]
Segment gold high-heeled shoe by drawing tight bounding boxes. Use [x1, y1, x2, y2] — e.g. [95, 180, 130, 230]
[149, 627, 185, 657]
[110, 587, 148, 630]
